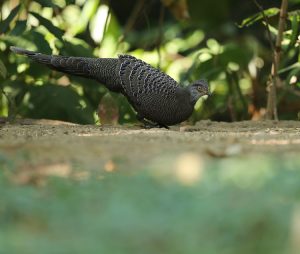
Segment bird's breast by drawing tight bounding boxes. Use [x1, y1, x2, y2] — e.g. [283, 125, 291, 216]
[137, 94, 194, 125]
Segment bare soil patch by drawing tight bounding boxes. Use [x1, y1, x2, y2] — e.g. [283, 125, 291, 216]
[1, 119, 299, 175]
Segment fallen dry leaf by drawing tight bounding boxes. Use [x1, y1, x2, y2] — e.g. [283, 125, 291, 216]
[206, 144, 242, 158]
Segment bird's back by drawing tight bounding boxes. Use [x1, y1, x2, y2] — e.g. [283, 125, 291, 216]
[117, 55, 192, 125]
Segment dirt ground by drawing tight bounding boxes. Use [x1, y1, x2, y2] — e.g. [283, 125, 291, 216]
[1, 119, 300, 179]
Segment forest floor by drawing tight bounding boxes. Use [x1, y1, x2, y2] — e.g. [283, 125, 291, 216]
[1, 119, 300, 253]
[1, 119, 299, 182]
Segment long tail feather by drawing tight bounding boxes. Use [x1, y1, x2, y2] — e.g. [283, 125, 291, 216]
[10, 46, 120, 90]
[10, 46, 52, 65]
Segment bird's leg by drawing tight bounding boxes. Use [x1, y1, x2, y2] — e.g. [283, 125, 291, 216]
[136, 114, 169, 129]
[157, 123, 169, 129]
[139, 118, 158, 129]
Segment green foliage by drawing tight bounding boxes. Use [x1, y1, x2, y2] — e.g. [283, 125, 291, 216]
[29, 12, 65, 40]
[23, 84, 95, 123]
[0, 0, 300, 124]
[0, 59, 7, 79]
[1, 154, 300, 253]
[0, 4, 21, 34]
[238, 8, 280, 28]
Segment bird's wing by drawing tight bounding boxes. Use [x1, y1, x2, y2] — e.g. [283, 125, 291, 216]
[118, 55, 178, 105]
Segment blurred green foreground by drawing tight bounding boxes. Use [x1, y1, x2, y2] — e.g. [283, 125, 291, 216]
[1, 153, 300, 254]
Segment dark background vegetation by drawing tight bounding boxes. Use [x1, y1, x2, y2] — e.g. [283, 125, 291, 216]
[0, 0, 299, 124]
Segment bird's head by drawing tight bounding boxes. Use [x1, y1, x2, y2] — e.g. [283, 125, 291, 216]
[188, 79, 211, 105]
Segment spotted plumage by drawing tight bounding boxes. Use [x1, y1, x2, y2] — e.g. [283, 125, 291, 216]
[10, 46, 211, 128]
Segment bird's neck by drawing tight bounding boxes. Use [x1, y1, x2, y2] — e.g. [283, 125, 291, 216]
[188, 87, 201, 106]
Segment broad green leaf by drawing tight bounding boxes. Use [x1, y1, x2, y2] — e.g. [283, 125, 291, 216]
[70, 0, 100, 35]
[60, 39, 94, 57]
[30, 12, 65, 40]
[3, 29, 52, 54]
[0, 59, 7, 79]
[9, 20, 27, 36]
[24, 84, 95, 124]
[23, 29, 52, 54]
[287, 14, 300, 51]
[0, 4, 21, 34]
[238, 8, 280, 28]
[1, 34, 36, 50]
[288, 10, 300, 20]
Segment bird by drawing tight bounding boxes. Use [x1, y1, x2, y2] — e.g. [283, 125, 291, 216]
[10, 46, 211, 128]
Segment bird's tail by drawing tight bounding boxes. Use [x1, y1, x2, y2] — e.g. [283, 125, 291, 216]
[10, 46, 52, 65]
[10, 46, 119, 86]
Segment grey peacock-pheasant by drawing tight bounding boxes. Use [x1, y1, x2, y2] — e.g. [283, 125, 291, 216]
[10, 46, 211, 128]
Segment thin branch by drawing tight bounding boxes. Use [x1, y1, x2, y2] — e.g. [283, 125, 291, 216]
[252, 0, 275, 52]
[226, 71, 237, 121]
[232, 71, 248, 119]
[117, 0, 145, 48]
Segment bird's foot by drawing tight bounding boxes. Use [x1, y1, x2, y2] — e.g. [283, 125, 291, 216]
[137, 114, 169, 129]
[141, 121, 169, 129]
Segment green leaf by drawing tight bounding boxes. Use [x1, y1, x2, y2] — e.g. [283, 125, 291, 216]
[0, 59, 7, 79]
[70, 0, 100, 35]
[34, 0, 60, 8]
[23, 29, 52, 54]
[278, 63, 300, 74]
[0, 4, 21, 34]
[60, 39, 94, 57]
[24, 84, 95, 124]
[65, 0, 76, 5]
[238, 8, 280, 28]
[2, 28, 52, 54]
[29, 12, 65, 40]
[1, 34, 36, 50]
[9, 20, 27, 36]
[286, 64, 300, 83]
[287, 14, 300, 51]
